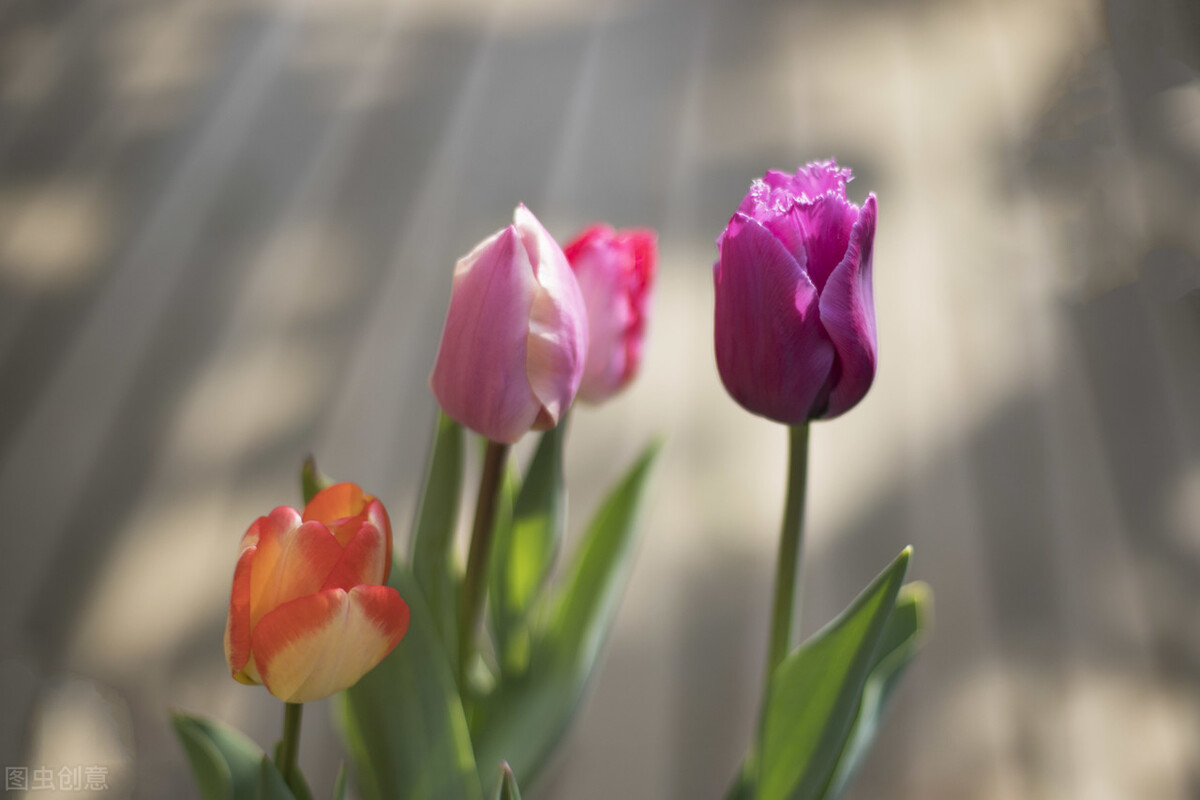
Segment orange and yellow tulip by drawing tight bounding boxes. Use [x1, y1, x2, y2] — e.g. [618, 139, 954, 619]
[223, 483, 409, 703]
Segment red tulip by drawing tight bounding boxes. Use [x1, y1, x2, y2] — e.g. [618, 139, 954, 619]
[224, 483, 409, 703]
[564, 224, 657, 404]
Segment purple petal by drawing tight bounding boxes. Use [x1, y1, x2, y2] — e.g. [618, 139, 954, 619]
[714, 214, 836, 424]
[759, 192, 858, 292]
[788, 160, 853, 198]
[817, 194, 878, 419]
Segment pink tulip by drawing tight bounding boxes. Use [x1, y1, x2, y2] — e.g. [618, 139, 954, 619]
[563, 224, 657, 404]
[714, 160, 878, 423]
[431, 205, 588, 443]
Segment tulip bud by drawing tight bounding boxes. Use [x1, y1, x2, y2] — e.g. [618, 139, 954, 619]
[431, 205, 588, 443]
[224, 483, 409, 703]
[714, 160, 878, 423]
[563, 224, 657, 404]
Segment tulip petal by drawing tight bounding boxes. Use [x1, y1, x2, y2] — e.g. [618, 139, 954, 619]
[571, 233, 632, 403]
[768, 193, 859, 293]
[224, 544, 258, 682]
[303, 482, 364, 537]
[250, 519, 343, 627]
[252, 585, 410, 703]
[516, 205, 587, 429]
[321, 520, 388, 590]
[431, 225, 543, 443]
[818, 194, 878, 418]
[715, 214, 836, 424]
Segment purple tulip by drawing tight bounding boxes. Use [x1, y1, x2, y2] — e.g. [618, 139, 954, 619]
[714, 160, 878, 423]
[431, 205, 588, 443]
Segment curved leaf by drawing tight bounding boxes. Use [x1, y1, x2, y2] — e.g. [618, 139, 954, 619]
[757, 547, 911, 800]
[823, 581, 932, 799]
[489, 425, 566, 675]
[410, 413, 466, 664]
[337, 563, 483, 800]
[472, 440, 661, 784]
[172, 711, 266, 800]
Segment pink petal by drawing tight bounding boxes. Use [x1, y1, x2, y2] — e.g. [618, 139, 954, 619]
[818, 194, 878, 419]
[515, 205, 587, 427]
[430, 225, 543, 443]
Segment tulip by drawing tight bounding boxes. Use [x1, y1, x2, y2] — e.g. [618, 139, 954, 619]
[431, 205, 588, 443]
[224, 483, 409, 703]
[714, 160, 878, 423]
[564, 224, 657, 404]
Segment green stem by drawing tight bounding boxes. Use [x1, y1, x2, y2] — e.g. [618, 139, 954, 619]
[276, 702, 303, 787]
[764, 423, 810, 685]
[458, 440, 511, 690]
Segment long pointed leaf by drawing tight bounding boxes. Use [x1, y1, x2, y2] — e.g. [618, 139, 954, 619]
[338, 564, 483, 800]
[822, 581, 931, 799]
[757, 547, 911, 800]
[489, 426, 566, 675]
[410, 413, 466, 664]
[472, 440, 661, 784]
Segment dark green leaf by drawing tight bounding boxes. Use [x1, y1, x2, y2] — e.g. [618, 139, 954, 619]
[492, 762, 523, 800]
[172, 710, 265, 800]
[410, 412, 466, 665]
[301, 455, 333, 506]
[756, 547, 911, 800]
[256, 757, 295, 800]
[489, 426, 566, 675]
[472, 440, 661, 785]
[338, 563, 483, 800]
[823, 581, 931, 799]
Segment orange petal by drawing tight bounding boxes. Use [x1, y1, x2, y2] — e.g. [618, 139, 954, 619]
[364, 497, 392, 583]
[224, 544, 258, 680]
[250, 519, 342, 625]
[304, 483, 365, 525]
[320, 521, 388, 591]
[252, 586, 410, 703]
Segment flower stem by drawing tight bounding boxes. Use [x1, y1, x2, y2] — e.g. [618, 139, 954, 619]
[764, 423, 810, 686]
[458, 439, 511, 690]
[276, 702, 303, 787]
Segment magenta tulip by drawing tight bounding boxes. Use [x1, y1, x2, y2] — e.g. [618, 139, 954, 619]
[431, 205, 588, 443]
[714, 160, 878, 423]
[563, 224, 657, 404]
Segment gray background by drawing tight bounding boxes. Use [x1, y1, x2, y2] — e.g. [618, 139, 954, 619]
[1, 0, 1198, 797]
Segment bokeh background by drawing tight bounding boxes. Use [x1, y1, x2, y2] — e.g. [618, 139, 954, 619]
[2, 0, 1199, 796]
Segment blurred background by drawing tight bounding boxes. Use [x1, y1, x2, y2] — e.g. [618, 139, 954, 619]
[1, 0, 1199, 796]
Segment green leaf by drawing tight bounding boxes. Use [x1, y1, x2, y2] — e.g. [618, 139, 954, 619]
[492, 762, 523, 800]
[489, 425, 566, 675]
[301, 455, 333, 506]
[331, 764, 348, 800]
[410, 412, 466, 665]
[823, 582, 932, 800]
[172, 710, 266, 800]
[270, 742, 313, 800]
[471, 440, 661, 785]
[256, 757, 295, 800]
[756, 547, 911, 800]
[338, 563, 483, 800]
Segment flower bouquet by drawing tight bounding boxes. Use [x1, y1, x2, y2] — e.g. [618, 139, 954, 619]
[173, 161, 931, 800]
